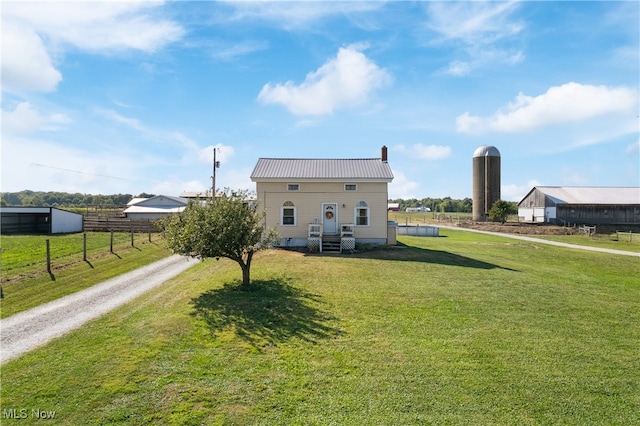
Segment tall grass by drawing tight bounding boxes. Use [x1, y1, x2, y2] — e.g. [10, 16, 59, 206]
[1, 229, 638, 424]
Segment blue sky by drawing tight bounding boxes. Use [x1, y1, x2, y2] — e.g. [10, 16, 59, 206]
[2, 1, 638, 201]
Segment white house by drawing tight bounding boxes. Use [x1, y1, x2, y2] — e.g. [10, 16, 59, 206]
[250, 147, 394, 252]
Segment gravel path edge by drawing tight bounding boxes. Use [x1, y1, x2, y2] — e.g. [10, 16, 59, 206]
[1, 254, 199, 364]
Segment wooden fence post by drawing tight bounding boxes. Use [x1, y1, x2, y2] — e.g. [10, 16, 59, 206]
[83, 233, 87, 261]
[110, 231, 114, 253]
[148, 220, 152, 242]
[46, 239, 51, 274]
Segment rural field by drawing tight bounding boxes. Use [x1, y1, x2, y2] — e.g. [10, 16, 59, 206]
[1, 229, 638, 425]
[0, 233, 171, 317]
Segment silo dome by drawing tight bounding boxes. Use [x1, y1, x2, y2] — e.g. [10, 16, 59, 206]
[473, 144, 501, 158]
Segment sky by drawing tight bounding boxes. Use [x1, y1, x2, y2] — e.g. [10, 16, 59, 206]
[1, 1, 639, 201]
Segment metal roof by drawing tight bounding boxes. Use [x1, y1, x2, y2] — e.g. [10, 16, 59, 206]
[123, 206, 186, 214]
[473, 145, 501, 158]
[127, 195, 187, 207]
[250, 158, 394, 182]
[529, 186, 640, 205]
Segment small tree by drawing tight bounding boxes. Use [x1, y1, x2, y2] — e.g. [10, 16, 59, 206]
[488, 199, 517, 223]
[161, 190, 279, 287]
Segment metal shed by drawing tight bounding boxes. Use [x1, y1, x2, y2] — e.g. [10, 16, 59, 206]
[518, 186, 640, 225]
[1, 207, 84, 234]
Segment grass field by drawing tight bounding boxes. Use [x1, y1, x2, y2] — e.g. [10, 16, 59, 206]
[0, 233, 171, 318]
[1, 232, 159, 280]
[1, 229, 638, 424]
[389, 212, 640, 253]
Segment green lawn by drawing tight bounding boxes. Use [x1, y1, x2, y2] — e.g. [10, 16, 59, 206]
[532, 233, 640, 252]
[1, 229, 638, 424]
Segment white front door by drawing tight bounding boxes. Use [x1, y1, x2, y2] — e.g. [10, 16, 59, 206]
[322, 203, 338, 234]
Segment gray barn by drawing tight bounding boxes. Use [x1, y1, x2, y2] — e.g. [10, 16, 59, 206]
[518, 186, 640, 225]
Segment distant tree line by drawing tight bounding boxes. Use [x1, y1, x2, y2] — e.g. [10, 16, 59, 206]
[389, 197, 474, 213]
[0, 190, 155, 208]
[1, 191, 516, 216]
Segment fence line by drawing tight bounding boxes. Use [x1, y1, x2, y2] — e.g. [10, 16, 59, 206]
[616, 231, 640, 242]
[1, 232, 160, 283]
[83, 218, 160, 233]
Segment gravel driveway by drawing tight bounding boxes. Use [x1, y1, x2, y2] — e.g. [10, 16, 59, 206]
[1, 254, 199, 364]
[439, 225, 640, 257]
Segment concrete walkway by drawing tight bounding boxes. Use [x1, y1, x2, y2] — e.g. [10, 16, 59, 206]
[438, 225, 640, 257]
[1, 255, 199, 364]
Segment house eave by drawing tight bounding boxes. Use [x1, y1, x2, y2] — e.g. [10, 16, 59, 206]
[251, 178, 393, 183]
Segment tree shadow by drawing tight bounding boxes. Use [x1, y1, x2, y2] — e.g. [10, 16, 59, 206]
[190, 278, 343, 351]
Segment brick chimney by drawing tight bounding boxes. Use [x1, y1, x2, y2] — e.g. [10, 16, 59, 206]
[381, 145, 388, 162]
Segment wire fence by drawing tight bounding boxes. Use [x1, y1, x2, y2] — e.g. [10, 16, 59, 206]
[0, 231, 159, 282]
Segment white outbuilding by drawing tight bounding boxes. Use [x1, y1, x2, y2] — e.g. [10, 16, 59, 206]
[1, 207, 84, 234]
[123, 195, 188, 220]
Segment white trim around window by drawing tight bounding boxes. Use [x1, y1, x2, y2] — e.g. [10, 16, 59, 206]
[281, 201, 296, 226]
[354, 200, 369, 226]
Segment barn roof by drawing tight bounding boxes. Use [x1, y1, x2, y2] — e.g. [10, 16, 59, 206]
[250, 158, 394, 182]
[123, 205, 186, 214]
[127, 195, 188, 207]
[523, 186, 640, 205]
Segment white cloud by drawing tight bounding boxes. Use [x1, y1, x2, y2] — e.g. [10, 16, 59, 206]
[152, 179, 208, 197]
[1, 22, 62, 93]
[2, 102, 71, 135]
[396, 144, 452, 161]
[1, 1, 183, 93]
[96, 109, 147, 132]
[225, 2, 383, 30]
[501, 180, 543, 202]
[388, 171, 420, 199]
[426, 1, 524, 76]
[220, 167, 256, 194]
[457, 82, 639, 134]
[427, 1, 523, 44]
[626, 139, 640, 155]
[210, 40, 269, 61]
[197, 144, 235, 165]
[3, 1, 184, 52]
[1, 136, 139, 194]
[258, 44, 391, 115]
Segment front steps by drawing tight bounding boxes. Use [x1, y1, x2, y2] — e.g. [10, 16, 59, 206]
[322, 235, 341, 252]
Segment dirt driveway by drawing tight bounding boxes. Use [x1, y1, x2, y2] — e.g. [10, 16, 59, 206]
[1, 254, 199, 364]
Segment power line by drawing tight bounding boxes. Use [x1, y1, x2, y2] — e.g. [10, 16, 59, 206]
[29, 162, 130, 181]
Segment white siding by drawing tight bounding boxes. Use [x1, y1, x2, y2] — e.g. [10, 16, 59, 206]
[50, 208, 84, 233]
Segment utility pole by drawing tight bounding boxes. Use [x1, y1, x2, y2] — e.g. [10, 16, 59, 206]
[211, 147, 220, 202]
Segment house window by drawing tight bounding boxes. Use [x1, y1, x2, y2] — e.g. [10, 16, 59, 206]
[345, 184, 357, 191]
[355, 201, 369, 226]
[281, 201, 296, 226]
[287, 184, 300, 191]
